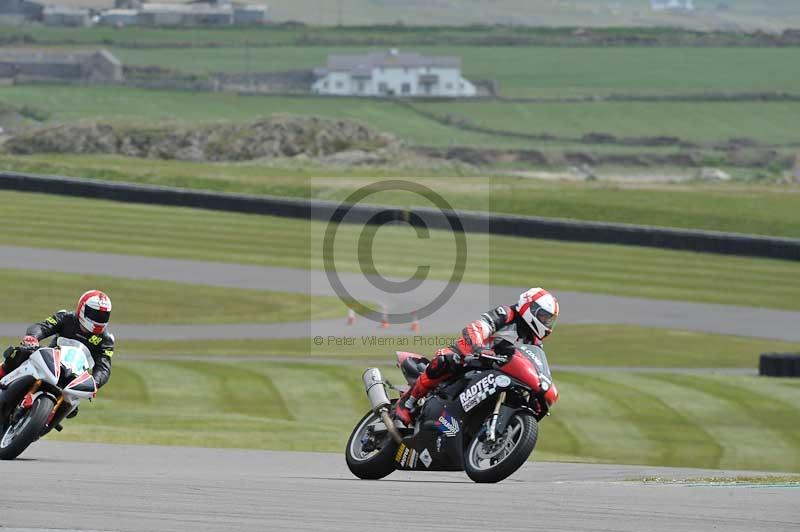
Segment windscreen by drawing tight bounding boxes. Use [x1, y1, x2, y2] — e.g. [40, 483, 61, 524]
[57, 338, 94, 373]
[516, 343, 552, 381]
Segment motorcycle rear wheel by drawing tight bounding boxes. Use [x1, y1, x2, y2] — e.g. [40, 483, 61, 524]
[464, 412, 538, 483]
[345, 410, 398, 480]
[0, 395, 55, 460]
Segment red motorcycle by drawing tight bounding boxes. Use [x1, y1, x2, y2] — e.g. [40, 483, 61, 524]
[346, 342, 558, 483]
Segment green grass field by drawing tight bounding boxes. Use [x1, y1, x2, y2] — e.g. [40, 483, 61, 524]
[47, 359, 800, 472]
[551, 370, 800, 471]
[0, 269, 342, 324]
[0, 86, 530, 149]
[3, 191, 799, 311]
[3, 85, 800, 148]
[416, 100, 800, 145]
[3, 155, 798, 237]
[104, 46, 800, 99]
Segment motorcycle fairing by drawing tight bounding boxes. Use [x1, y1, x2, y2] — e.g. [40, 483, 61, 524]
[394, 396, 465, 472]
[0, 347, 62, 417]
[0, 348, 60, 390]
[438, 369, 514, 409]
[396, 366, 536, 472]
[63, 372, 97, 400]
[504, 345, 559, 406]
[45, 348, 62, 381]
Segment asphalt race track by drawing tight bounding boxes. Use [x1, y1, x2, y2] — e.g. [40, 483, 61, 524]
[1, 441, 796, 532]
[2, 245, 800, 342]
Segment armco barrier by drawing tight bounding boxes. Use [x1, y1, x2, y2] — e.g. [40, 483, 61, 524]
[2, 171, 800, 261]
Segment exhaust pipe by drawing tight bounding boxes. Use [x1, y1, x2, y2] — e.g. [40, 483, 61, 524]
[362, 368, 402, 444]
[362, 368, 390, 411]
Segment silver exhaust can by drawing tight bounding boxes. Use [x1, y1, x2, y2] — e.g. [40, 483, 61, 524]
[362, 368, 390, 411]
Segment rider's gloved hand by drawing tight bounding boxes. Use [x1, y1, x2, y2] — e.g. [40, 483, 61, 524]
[21, 336, 39, 348]
[475, 348, 497, 359]
[464, 348, 496, 366]
[475, 348, 509, 365]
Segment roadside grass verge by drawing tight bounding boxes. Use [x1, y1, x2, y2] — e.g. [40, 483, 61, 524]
[114, 325, 800, 369]
[3, 191, 800, 310]
[0, 268, 337, 325]
[2, 155, 799, 237]
[48, 360, 800, 472]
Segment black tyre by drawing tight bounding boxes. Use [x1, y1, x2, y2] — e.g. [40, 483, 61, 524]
[0, 395, 55, 460]
[345, 410, 398, 480]
[465, 412, 538, 484]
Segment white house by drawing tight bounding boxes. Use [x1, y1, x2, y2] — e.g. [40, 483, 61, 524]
[651, 0, 694, 11]
[312, 49, 476, 98]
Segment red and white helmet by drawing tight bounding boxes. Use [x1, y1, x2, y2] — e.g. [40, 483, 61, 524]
[517, 287, 559, 339]
[76, 290, 112, 334]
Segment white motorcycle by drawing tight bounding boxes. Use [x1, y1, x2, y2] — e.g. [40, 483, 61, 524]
[0, 337, 97, 460]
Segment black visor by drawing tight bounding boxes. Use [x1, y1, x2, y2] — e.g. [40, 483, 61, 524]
[533, 305, 556, 329]
[84, 306, 110, 324]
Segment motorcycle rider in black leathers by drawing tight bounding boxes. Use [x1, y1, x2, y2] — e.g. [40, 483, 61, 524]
[0, 291, 114, 392]
[395, 287, 559, 426]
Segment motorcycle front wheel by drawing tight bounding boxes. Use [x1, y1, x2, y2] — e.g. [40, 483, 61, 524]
[465, 411, 538, 483]
[345, 410, 398, 480]
[0, 395, 55, 460]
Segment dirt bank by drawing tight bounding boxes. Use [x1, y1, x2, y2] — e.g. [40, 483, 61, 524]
[4, 116, 399, 162]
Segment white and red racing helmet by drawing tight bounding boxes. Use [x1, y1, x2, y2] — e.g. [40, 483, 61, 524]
[76, 290, 112, 334]
[517, 287, 559, 339]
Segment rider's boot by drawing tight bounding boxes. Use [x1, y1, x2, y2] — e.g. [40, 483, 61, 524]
[395, 372, 446, 426]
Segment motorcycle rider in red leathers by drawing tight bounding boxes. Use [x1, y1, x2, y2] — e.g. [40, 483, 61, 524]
[395, 287, 559, 426]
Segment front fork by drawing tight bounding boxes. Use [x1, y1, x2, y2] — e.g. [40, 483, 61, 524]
[43, 397, 70, 435]
[27, 379, 42, 399]
[486, 391, 507, 443]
